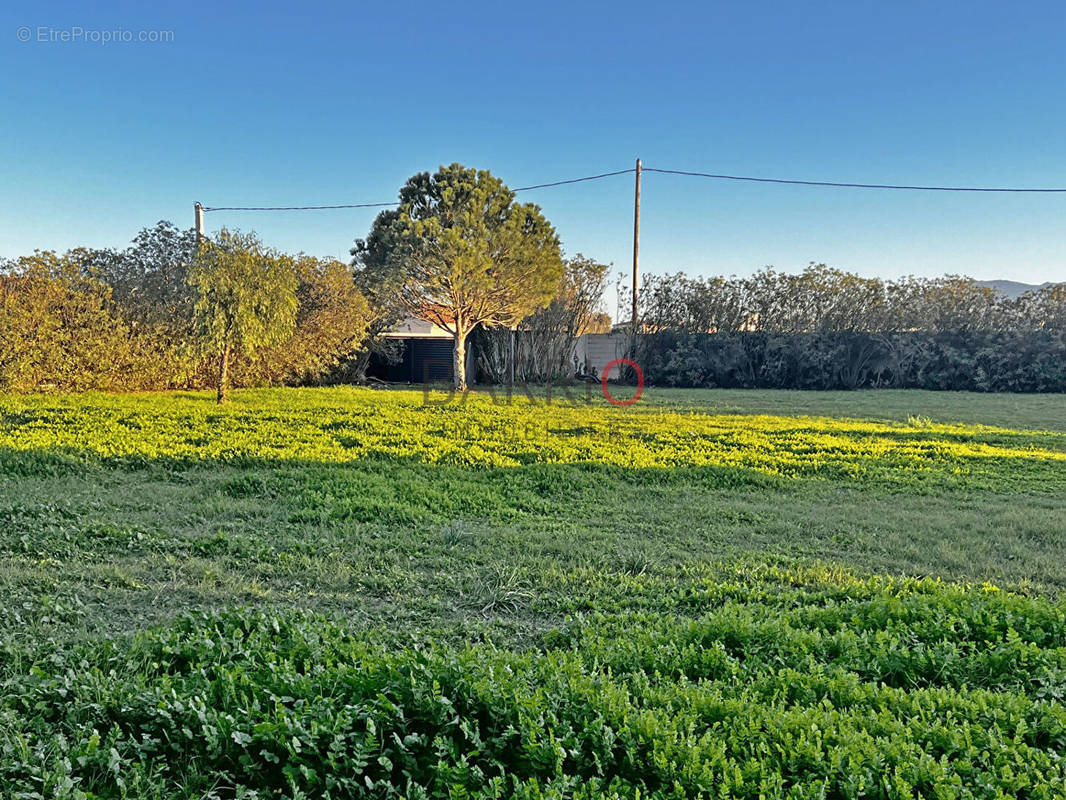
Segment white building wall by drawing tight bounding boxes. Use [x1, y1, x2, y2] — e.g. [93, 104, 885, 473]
[384, 317, 454, 339]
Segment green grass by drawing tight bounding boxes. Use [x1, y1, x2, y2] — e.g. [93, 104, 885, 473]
[1, 387, 1065, 798]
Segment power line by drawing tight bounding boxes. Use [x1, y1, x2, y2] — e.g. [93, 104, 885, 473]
[511, 168, 635, 191]
[642, 167, 1066, 193]
[202, 201, 397, 212]
[200, 164, 1066, 214]
[200, 168, 637, 212]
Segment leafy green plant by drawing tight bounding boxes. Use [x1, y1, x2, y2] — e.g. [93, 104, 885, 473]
[471, 565, 533, 615]
[441, 520, 476, 548]
[612, 548, 656, 577]
[2, 388, 1066, 797]
[4, 582, 1066, 799]
[2, 387, 1063, 492]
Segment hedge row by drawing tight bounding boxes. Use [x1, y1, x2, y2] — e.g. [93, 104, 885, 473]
[632, 329, 1066, 391]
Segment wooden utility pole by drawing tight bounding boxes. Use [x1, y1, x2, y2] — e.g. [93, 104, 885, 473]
[194, 202, 205, 241]
[509, 326, 516, 390]
[631, 158, 641, 331]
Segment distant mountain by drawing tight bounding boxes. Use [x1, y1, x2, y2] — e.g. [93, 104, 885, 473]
[977, 280, 1054, 299]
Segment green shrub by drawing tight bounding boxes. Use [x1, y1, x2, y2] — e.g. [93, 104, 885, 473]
[4, 574, 1065, 799]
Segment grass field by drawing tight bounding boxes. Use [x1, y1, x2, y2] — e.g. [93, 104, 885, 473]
[2, 387, 1065, 798]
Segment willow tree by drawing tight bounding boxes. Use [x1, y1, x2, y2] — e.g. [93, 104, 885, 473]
[189, 229, 297, 403]
[353, 164, 564, 390]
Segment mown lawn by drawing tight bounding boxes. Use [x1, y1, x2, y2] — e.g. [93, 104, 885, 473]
[1, 387, 1065, 798]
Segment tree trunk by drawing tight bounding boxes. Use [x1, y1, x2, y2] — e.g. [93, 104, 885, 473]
[217, 342, 231, 404]
[453, 327, 468, 392]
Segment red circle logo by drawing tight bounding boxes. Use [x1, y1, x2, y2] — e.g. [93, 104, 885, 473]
[601, 358, 644, 406]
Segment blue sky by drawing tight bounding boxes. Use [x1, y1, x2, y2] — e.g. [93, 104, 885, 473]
[3, 0, 1065, 310]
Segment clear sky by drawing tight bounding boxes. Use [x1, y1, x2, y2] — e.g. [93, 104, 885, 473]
[3, 0, 1065, 307]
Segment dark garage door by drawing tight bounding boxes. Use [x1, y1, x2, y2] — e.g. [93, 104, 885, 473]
[367, 338, 454, 383]
[411, 339, 453, 382]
